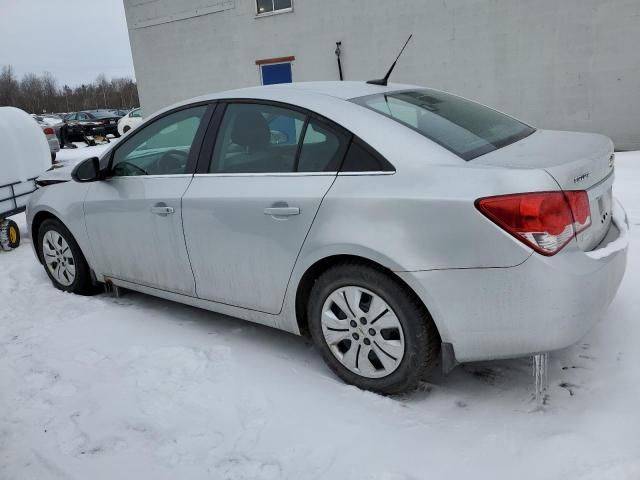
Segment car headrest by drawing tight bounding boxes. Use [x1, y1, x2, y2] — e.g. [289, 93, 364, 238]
[231, 110, 270, 151]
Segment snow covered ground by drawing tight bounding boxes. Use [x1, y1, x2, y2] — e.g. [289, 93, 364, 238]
[1, 147, 639, 480]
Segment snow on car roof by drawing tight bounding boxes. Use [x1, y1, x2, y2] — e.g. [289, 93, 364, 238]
[165, 81, 423, 112]
[208, 81, 421, 101]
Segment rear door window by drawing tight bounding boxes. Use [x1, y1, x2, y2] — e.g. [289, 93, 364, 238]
[341, 139, 394, 172]
[210, 103, 305, 173]
[297, 119, 349, 172]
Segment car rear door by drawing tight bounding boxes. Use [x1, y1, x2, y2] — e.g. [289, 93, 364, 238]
[83, 104, 213, 295]
[182, 101, 350, 314]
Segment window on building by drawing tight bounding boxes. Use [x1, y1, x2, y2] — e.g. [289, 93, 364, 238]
[256, 0, 292, 15]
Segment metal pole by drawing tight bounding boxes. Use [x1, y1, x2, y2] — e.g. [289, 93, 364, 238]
[335, 41, 344, 81]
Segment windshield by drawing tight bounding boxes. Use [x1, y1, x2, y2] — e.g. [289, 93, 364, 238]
[352, 89, 535, 160]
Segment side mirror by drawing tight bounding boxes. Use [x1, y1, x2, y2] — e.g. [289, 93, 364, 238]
[71, 157, 101, 182]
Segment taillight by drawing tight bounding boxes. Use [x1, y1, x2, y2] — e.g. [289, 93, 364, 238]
[43, 127, 55, 135]
[565, 191, 591, 234]
[476, 191, 591, 256]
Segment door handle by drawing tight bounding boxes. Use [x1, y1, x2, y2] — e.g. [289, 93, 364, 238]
[151, 205, 175, 216]
[264, 207, 300, 217]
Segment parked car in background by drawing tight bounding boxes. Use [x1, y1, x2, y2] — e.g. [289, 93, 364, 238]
[32, 114, 64, 152]
[109, 109, 128, 117]
[28, 82, 628, 395]
[35, 114, 64, 125]
[64, 110, 121, 140]
[117, 107, 143, 135]
[35, 119, 60, 162]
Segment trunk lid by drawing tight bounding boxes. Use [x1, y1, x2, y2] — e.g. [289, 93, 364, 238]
[474, 129, 615, 252]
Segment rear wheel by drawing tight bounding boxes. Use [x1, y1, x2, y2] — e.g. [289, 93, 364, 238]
[123, 125, 131, 134]
[308, 262, 440, 395]
[0, 219, 20, 251]
[37, 219, 92, 294]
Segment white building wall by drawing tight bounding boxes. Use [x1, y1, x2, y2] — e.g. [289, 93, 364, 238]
[124, 0, 640, 149]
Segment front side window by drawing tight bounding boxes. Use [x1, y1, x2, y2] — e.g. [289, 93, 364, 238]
[352, 90, 535, 161]
[210, 103, 305, 173]
[130, 108, 142, 118]
[111, 106, 206, 177]
[256, 0, 291, 15]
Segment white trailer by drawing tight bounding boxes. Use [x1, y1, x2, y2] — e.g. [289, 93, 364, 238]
[0, 107, 51, 250]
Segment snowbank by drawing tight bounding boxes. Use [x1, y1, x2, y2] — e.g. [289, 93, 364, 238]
[585, 198, 630, 260]
[0, 107, 50, 185]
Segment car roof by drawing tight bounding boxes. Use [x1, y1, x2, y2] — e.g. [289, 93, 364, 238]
[139, 81, 463, 172]
[195, 81, 420, 103]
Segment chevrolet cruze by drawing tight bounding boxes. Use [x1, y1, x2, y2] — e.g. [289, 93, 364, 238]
[27, 82, 628, 394]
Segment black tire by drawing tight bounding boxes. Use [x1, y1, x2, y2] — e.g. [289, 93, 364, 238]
[0, 219, 20, 251]
[123, 126, 131, 134]
[37, 218, 93, 294]
[308, 261, 440, 395]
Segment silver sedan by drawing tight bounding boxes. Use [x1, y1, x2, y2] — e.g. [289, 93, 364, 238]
[27, 82, 628, 394]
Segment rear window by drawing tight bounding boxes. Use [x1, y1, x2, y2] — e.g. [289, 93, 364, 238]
[351, 90, 535, 161]
[90, 111, 116, 119]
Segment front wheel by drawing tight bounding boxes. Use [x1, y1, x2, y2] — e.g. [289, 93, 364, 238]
[37, 219, 92, 294]
[308, 262, 440, 395]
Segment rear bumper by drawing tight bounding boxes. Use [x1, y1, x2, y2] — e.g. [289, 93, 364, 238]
[398, 199, 629, 363]
[47, 136, 60, 152]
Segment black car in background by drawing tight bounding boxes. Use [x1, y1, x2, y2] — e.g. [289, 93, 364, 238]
[108, 109, 128, 117]
[64, 110, 121, 141]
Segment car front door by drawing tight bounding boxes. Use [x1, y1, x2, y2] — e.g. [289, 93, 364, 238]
[84, 104, 212, 295]
[182, 101, 349, 314]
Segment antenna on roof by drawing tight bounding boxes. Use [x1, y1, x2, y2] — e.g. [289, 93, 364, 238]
[367, 34, 413, 86]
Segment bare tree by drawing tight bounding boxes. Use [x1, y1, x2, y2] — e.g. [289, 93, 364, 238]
[0, 65, 19, 106]
[0, 65, 140, 113]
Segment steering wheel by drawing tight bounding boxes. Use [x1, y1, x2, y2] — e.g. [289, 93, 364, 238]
[114, 161, 149, 176]
[157, 149, 189, 174]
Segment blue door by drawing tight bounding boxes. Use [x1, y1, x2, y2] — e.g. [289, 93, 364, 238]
[261, 63, 293, 85]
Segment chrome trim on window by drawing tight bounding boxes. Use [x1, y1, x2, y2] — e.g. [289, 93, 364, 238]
[338, 171, 396, 176]
[193, 172, 336, 178]
[106, 172, 395, 179]
[108, 174, 194, 180]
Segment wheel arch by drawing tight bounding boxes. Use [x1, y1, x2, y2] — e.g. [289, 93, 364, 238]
[294, 254, 443, 343]
[31, 210, 62, 262]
